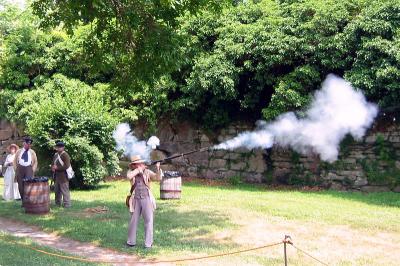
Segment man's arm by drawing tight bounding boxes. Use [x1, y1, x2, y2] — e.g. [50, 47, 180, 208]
[127, 168, 140, 180]
[31, 150, 38, 173]
[148, 164, 162, 181]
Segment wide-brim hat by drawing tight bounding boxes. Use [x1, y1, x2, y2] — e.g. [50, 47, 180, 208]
[129, 155, 146, 166]
[7, 144, 19, 152]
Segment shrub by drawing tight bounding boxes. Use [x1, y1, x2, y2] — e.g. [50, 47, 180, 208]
[10, 74, 120, 188]
[228, 175, 243, 186]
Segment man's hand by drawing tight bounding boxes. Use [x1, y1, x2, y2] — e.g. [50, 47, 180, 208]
[51, 165, 57, 172]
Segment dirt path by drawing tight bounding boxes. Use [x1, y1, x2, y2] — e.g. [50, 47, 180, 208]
[0, 217, 171, 266]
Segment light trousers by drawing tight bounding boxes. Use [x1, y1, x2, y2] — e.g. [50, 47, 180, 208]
[127, 197, 154, 247]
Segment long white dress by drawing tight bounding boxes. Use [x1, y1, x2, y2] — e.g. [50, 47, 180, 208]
[2, 154, 21, 200]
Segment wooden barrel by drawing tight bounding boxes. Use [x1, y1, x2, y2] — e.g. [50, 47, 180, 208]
[24, 177, 50, 214]
[160, 171, 181, 200]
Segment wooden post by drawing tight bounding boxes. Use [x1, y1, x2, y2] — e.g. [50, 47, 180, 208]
[283, 235, 292, 266]
[284, 240, 287, 266]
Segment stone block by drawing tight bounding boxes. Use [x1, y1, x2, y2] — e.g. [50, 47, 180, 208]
[186, 152, 209, 165]
[156, 123, 175, 142]
[365, 135, 376, 143]
[227, 153, 241, 161]
[330, 182, 346, 191]
[361, 186, 391, 193]
[200, 134, 210, 142]
[209, 159, 228, 169]
[203, 169, 219, 179]
[248, 154, 267, 173]
[392, 186, 400, 193]
[0, 130, 12, 141]
[187, 166, 199, 177]
[230, 161, 247, 171]
[343, 158, 356, 164]
[212, 150, 227, 158]
[243, 173, 263, 183]
[353, 178, 368, 187]
[388, 136, 400, 143]
[175, 122, 198, 142]
[325, 172, 344, 181]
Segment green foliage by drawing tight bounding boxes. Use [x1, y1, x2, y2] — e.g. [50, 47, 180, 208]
[31, 0, 225, 91]
[374, 134, 396, 162]
[360, 134, 399, 187]
[162, 0, 400, 128]
[344, 1, 400, 107]
[3, 0, 400, 132]
[9, 74, 120, 187]
[263, 169, 274, 184]
[0, 7, 114, 91]
[228, 174, 243, 186]
[339, 135, 355, 157]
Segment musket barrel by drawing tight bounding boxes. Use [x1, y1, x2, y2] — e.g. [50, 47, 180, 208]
[149, 146, 211, 165]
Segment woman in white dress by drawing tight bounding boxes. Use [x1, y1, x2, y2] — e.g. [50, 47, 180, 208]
[2, 144, 21, 201]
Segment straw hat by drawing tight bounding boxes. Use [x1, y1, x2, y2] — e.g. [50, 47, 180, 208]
[129, 155, 146, 166]
[7, 144, 19, 152]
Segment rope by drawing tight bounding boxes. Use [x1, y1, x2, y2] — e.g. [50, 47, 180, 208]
[290, 243, 329, 266]
[1, 236, 283, 264]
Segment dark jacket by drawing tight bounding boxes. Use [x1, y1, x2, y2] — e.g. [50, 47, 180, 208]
[53, 151, 71, 183]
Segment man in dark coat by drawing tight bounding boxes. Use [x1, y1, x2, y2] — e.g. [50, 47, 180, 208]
[13, 136, 38, 207]
[52, 141, 71, 208]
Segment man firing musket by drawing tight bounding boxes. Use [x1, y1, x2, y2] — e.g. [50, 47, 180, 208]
[125, 144, 211, 249]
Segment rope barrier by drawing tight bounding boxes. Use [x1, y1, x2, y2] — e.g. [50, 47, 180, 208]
[1, 236, 283, 264]
[289, 243, 329, 266]
[2, 234, 330, 265]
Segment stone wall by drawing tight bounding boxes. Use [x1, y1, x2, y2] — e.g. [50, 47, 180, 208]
[0, 119, 24, 165]
[144, 113, 400, 192]
[147, 121, 268, 183]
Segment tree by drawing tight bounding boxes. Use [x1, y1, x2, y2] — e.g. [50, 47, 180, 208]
[31, 0, 225, 90]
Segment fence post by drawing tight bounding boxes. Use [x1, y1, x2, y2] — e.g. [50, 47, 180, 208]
[283, 235, 292, 266]
[284, 240, 287, 266]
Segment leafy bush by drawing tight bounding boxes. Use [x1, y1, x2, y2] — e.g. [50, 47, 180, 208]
[9, 74, 120, 188]
[228, 175, 243, 186]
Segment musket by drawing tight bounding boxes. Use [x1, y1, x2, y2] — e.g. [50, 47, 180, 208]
[149, 146, 211, 165]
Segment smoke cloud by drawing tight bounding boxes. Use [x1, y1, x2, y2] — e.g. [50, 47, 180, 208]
[113, 123, 159, 161]
[214, 74, 378, 162]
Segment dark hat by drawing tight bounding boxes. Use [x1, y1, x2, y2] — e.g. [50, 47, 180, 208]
[23, 136, 33, 144]
[55, 140, 65, 147]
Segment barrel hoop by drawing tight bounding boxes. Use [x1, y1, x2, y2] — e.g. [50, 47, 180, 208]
[160, 189, 182, 193]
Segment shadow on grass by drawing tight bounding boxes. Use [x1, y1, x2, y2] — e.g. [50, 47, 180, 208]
[0, 198, 237, 258]
[183, 180, 400, 208]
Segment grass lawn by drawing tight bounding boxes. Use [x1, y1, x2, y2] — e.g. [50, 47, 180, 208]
[0, 177, 399, 265]
[0, 232, 97, 266]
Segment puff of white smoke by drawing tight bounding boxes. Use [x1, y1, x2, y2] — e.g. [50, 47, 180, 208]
[147, 136, 160, 150]
[214, 74, 378, 162]
[113, 123, 157, 161]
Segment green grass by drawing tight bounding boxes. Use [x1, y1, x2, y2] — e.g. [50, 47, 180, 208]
[0, 177, 399, 265]
[0, 232, 97, 266]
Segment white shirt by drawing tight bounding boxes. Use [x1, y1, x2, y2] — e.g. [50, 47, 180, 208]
[18, 148, 32, 167]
